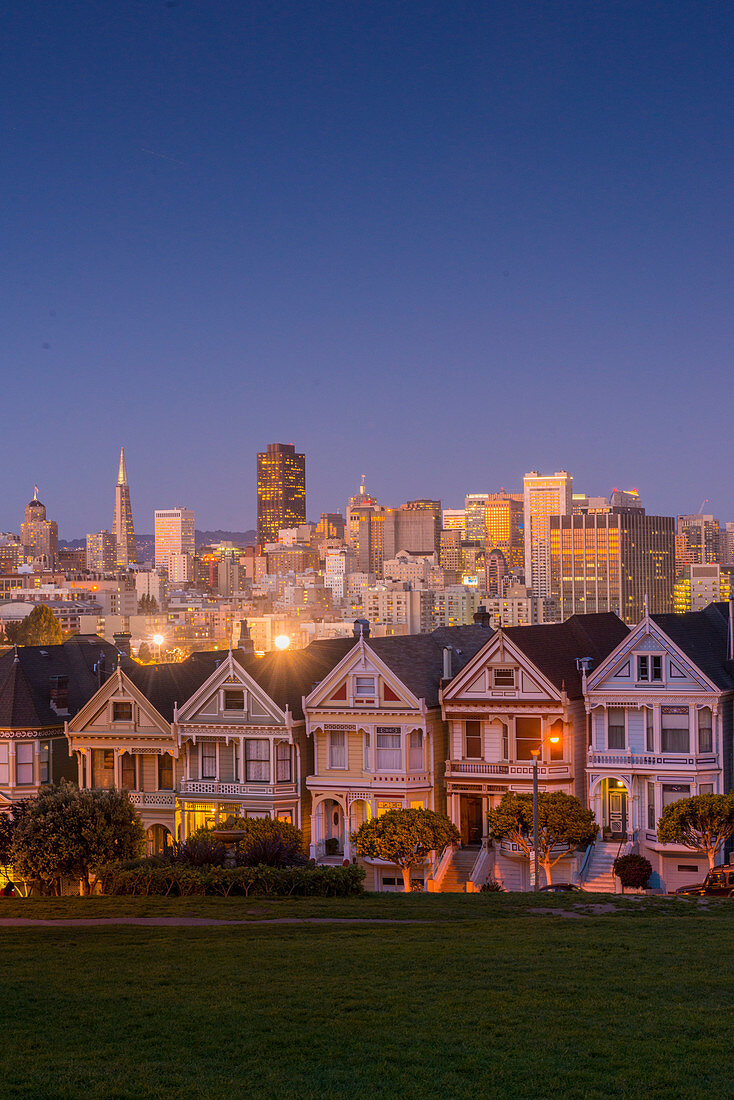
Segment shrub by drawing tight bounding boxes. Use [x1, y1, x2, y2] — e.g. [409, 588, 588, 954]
[614, 853, 653, 889]
[100, 860, 365, 898]
[480, 877, 505, 893]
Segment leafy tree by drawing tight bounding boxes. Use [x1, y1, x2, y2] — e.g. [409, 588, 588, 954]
[137, 641, 152, 663]
[11, 781, 145, 895]
[137, 594, 159, 613]
[657, 793, 734, 870]
[487, 792, 598, 886]
[6, 604, 62, 646]
[352, 808, 460, 892]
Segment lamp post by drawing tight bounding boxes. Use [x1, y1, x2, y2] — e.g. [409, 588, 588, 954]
[529, 730, 561, 891]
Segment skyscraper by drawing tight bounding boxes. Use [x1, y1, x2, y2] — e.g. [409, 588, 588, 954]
[112, 446, 137, 569]
[20, 487, 58, 565]
[256, 442, 306, 546]
[549, 510, 675, 624]
[523, 470, 573, 598]
[154, 508, 195, 570]
[485, 494, 524, 569]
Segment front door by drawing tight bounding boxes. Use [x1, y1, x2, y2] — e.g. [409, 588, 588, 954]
[460, 796, 483, 846]
[608, 790, 627, 838]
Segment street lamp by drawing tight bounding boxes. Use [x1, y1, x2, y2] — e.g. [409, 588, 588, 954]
[530, 729, 562, 891]
[152, 633, 164, 661]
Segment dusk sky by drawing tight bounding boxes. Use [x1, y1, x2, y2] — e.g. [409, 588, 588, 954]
[4, 2, 733, 536]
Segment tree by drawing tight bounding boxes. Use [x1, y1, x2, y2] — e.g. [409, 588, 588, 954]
[351, 808, 460, 892]
[137, 642, 152, 663]
[487, 792, 598, 886]
[11, 781, 145, 894]
[657, 793, 734, 870]
[138, 594, 159, 613]
[6, 604, 62, 646]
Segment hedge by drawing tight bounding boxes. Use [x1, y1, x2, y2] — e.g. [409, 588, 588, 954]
[99, 862, 365, 898]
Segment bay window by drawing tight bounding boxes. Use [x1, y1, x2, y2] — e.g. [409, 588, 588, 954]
[465, 721, 482, 759]
[39, 741, 50, 784]
[661, 707, 689, 753]
[408, 730, 423, 771]
[376, 728, 402, 770]
[91, 748, 114, 789]
[276, 742, 291, 782]
[515, 717, 541, 761]
[0, 743, 9, 785]
[158, 753, 174, 790]
[607, 708, 625, 750]
[646, 708, 654, 753]
[16, 743, 34, 785]
[697, 708, 713, 754]
[201, 742, 217, 779]
[245, 739, 270, 782]
[328, 731, 346, 769]
[121, 752, 136, 789]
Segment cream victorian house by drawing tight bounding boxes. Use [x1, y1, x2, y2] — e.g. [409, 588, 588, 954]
[584, 603, 734, 892]
[440, 614, 629, 890]
[303, 625, 490, 889]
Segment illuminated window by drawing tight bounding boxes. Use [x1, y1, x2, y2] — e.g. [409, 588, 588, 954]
[377, 800, 402, 816]
[91, 748, 115, 789]
[409, 800, 425, 810]
[277, 811, 293, 825]
[113, 701, 132, 722]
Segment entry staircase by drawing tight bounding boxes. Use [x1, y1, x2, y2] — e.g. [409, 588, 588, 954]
[435, 847, 480, 892]
[582, 841, 618, 893]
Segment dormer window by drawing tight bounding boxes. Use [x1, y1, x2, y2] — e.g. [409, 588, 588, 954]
[354, 676, 376, 698]
[224, 690, 245, 711]
[493, 668, 515, 688]
[637, 655, 662, 682]
[113, 702, 132, 722]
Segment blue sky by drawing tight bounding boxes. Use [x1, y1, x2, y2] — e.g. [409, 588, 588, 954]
[3, 2, 733, 535]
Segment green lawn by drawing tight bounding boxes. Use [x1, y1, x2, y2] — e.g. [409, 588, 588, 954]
[2, 894, 732, 1098]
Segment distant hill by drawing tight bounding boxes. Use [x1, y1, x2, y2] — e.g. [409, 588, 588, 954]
[60, 529, 257, 554]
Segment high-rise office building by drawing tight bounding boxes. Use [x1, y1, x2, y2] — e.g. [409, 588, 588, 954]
[112, 446, 137, 569]
[523, 471, 573, 597]
[549, 510, 675, 624]
[346, 476, 378, 550]
[442, 508, 466, 534]
[676, 513, 721, 566]
[256, 443, 306, 546]
[86, 530, 117, 572]
[385, 501, 442, 559]
[155, 508, 195, 571]
[464, 494, 490, 542]
[20, 487, 58, 565]
[485, 495, 524, 569]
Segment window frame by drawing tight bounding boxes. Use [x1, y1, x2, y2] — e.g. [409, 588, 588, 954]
[245, 739, 270, 783]
[376, 727, 402, 771]
[607, 708, 626, 751]
[15, 742, 34, 786]
[223, 689, 245, 712]
[493, 668, 515, 688]
[697, 708, 713, 754]
[328, 730, 347, 770]
[201, 742, 217, 780]
[353, 676, 376, 698]
[112, 701, 133, 723]
[464, 720, 482, 760]
[275, 741, 291, 783]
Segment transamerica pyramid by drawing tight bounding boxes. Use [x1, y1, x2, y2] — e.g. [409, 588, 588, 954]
[112, 445, 137, 568]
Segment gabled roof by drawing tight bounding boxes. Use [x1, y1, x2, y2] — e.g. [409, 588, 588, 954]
[0, 636, 119, 729]
[122, 658, 219, 723]
[650, 604, 734, 692]
[502, 613, 630, 698]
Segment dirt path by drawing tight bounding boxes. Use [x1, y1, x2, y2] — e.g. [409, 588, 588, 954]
[0, 916, 434, 928]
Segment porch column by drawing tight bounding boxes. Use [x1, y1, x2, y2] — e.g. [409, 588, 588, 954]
[343, 800, 352, 861]
[270, 737, 276, 787]
[32, 741, 40, 787]
[76, 751, 84, 787]
[113, 749, 121, 790]
[481, 797, 489, 842]
[8, 742, 16, 787]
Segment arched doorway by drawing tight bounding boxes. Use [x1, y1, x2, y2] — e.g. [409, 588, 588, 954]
[147, 824, 172, 856]
[313, 798, 345, 857]
[598, 778, 629, 840]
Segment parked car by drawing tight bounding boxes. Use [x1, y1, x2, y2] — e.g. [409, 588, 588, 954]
[675, 864, 734, 897]
[538, 882, 582, 893]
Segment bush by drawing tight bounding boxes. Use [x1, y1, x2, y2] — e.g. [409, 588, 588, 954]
[614, 853, 653, 889]
[480, 878, 505, 893]
[100, 860, 365, 898]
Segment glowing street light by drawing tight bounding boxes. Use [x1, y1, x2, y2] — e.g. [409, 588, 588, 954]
[152, 633, 164, 660]
[530, 731, 561, 892]
[274, 634, 290, 651]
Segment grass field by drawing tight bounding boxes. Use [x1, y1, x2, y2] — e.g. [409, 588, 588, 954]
[3, 893, 732, 1098]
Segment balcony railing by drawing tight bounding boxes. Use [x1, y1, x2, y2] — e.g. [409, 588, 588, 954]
[587, 750, 719, 770]
[179, 780, 297, 798]
[445, 760, 572, 779]
[128, 791, 175, 808]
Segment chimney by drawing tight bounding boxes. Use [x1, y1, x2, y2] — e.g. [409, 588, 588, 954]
[442, 646, 452, 681]
[353, 618, 370, 639]
[49, 674, 69, 715]
[473, 605, 491, 629]
[113, 632, 132, 658]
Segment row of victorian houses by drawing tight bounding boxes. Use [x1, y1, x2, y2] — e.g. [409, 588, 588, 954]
[1, 604, 732, 893]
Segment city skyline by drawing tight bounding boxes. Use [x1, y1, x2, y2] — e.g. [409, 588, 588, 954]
[3, 3, 734, 532]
